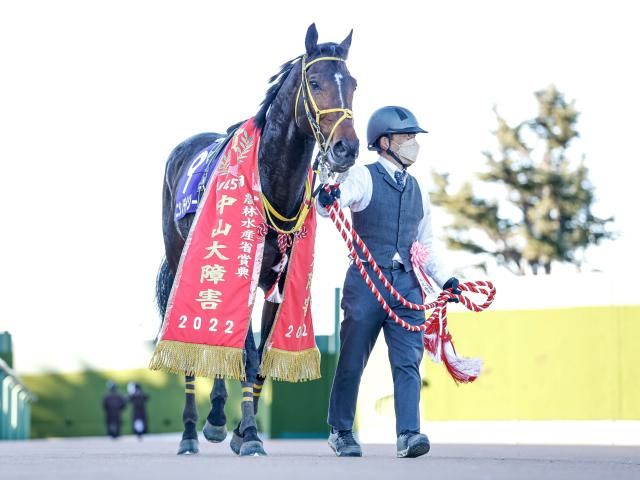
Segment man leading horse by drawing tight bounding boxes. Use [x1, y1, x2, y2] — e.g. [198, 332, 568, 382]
[318, 106, 462, 458]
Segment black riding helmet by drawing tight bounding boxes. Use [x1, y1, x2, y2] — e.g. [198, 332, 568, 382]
[366, 106, 428, 151]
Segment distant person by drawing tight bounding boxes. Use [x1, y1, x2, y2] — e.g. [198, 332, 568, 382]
[102, 381, 127, 439]
[128, 382, 149, 439]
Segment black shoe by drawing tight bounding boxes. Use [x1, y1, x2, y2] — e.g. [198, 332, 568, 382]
[328, 430, 362, 457]
[396, 432, 430, 458]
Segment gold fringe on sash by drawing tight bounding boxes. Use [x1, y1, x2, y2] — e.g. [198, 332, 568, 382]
[149, 340, 246, 380]
[259, 347, 321, 382]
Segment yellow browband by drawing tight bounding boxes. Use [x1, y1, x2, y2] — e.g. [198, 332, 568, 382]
[261, 55, 353, 234]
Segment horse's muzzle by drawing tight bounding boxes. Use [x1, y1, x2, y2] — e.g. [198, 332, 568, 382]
[330, 139, 359, 172]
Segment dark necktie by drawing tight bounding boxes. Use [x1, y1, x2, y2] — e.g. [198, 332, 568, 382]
[394, 169, 407, 189]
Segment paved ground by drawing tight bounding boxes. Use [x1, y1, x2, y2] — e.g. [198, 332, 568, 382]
[1, 434, 639, 480]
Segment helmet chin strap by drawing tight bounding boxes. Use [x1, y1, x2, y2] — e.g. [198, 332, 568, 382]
[386, 149, 411, 169]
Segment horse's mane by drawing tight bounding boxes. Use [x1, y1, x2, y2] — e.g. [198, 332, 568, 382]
[254, 55, 302, 131]
[254, 43, 346, 131]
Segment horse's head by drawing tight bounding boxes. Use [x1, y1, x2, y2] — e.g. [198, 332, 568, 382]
[295, 24, 359, 174]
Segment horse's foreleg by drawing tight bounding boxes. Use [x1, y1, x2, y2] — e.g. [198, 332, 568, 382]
[177, 375, 199, 455]
[252, 376, 265, 414]
[202, 378, 228, 442]
[230, 324, 266, 456]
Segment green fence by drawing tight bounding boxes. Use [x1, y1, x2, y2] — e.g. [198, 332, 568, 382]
[22, 289, 345, 439]
[269, 287, 342, 438]
[1, 357, 36, 440]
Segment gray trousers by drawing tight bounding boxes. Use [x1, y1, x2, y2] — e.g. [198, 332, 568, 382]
[328, 263, 425, 436]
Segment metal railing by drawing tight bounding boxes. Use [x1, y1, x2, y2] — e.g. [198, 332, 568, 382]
[0, 358, 35, 440]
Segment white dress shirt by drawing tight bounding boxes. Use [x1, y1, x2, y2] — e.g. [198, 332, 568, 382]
[318, 156, 452, 288]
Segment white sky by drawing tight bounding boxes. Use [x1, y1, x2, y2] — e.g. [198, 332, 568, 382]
[1, 0, 638, 373]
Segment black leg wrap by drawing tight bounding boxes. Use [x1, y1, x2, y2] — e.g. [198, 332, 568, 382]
[207, 397, 227, 426]
[242, 426, 260, 443]
[182, 421, 197, 440]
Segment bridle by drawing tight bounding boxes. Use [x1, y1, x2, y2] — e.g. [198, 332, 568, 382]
[295, 55, 354, 159]
[261, 54, 354, 234]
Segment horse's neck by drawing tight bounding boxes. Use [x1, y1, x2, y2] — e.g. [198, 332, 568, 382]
[258, 77, 314, 218]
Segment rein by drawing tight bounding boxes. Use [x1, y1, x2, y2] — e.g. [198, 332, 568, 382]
[326, 194, 496, 328]
[260, 55, 353, 235]
[324, 188, 496, 382]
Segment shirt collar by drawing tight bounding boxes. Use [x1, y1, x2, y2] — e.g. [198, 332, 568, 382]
[377, 156, 405, 178]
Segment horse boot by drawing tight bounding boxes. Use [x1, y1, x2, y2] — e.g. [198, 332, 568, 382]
[177, 376, 199, 455]
[229, 421, 243, 455]
[239, 400, 267, 456]
[231, 383, 266, 456]
[203, 378, 228, 443]
[229, 383, 251, 455]
[178, 424, 199, 455]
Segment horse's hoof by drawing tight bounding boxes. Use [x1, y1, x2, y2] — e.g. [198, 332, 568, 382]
[203, 420, 227, 443]
[229, 430, 243, 455]
[240, 440, 267, 457]
[177, 438, 199, 455]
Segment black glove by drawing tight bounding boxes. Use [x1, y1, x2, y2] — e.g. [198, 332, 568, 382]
[318, 185, 341, 208]
[442, 277, 461, 303]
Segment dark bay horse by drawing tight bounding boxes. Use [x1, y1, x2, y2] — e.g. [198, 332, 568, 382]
[156, 24, 358, 456]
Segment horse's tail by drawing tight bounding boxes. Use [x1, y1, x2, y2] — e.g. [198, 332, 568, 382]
[155, 257, 174, 323]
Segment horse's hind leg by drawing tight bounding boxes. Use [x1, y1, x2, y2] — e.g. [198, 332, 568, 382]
[202, 379, 228, 442]
[177, 375, 199, 455]
[230, 325, 267, 456]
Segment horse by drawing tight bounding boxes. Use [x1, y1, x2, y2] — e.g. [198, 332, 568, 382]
[156, 23, 358, 456]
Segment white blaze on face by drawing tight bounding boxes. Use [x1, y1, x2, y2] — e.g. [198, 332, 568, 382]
[334, 72, 345, 108]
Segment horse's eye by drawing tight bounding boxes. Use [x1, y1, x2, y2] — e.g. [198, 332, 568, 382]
[309, 80, 320, 90]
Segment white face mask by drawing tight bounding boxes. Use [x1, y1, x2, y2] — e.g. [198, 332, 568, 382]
[392, 138, 420, 165]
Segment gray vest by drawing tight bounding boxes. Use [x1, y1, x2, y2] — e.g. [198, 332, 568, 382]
[352, 163, 424, 272]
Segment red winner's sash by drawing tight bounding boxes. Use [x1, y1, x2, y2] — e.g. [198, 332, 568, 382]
[259, 206, 320, 382]
[150, 118, 320, 382]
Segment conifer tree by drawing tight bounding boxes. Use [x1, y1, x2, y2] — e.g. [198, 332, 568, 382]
[431, 86, 614, 275]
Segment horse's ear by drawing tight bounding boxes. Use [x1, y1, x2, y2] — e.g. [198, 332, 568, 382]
[305, 23, 318, 54]
[338, 29, 353, 58]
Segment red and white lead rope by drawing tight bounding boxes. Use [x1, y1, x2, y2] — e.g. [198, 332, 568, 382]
[325, 192, 496, 383]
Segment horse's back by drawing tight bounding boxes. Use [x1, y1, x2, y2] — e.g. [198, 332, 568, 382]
[162, 132, 224, 271]
[164, 133, 223, 194]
